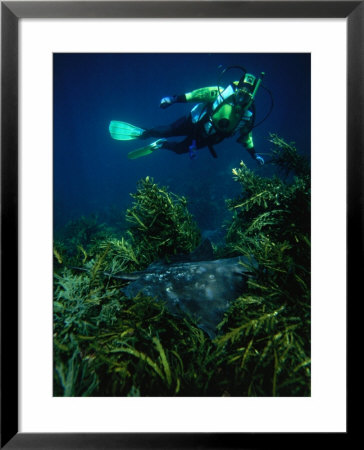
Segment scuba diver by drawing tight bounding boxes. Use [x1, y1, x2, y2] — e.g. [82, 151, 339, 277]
[109, 66, 270, 164]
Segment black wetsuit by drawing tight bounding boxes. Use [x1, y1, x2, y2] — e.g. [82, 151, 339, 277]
[144, 110, 253, 158]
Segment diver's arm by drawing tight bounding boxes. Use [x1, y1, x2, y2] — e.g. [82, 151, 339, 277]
[160, 86, 221, 109]
[185, 86, 221, 103]
[186, 82, 243, 102]
[237, 132, 264, 166]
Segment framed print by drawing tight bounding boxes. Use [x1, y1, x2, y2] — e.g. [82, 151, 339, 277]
[1, 1, 359, 448]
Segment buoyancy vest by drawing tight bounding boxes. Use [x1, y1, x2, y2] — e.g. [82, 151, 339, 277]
[190, 84, 253, 137]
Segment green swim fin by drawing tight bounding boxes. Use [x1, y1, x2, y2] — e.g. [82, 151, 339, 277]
[127, 139, 167, 160]
[109, 121, 145, 140]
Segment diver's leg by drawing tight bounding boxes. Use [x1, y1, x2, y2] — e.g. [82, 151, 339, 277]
[142, 115, 194, 139]
[161, 136, 192, 155]
[161, 133, 214, 155]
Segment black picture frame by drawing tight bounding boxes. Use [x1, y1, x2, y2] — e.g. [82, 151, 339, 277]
[1, 1, 359, 448]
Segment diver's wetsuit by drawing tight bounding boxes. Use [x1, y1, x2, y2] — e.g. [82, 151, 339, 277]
[143, 107, 255, 157]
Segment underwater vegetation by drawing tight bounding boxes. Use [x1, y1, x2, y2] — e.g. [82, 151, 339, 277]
[125, 176, 201, 266]
[53, 134, 310, 397]
[220, 133, 311, 396]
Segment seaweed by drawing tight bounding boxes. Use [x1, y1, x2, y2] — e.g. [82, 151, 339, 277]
[125, 176, 201, 265]
[219, 135, 311, 396]
[53, 214, 114, 269]
[53, 138, 310, 397]
[268, 133, 310, 179]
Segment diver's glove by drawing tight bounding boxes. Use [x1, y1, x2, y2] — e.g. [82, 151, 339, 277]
[160, 94, 186, 109]
[160, 96, 177, 109]
[255, 155, 265, 166]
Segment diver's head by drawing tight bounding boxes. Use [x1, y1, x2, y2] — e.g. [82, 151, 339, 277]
[217, 66, 265, 111]
[236, 73, 260, 109]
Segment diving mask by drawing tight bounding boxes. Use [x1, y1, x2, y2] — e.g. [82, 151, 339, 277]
[237, 72, 264, 108]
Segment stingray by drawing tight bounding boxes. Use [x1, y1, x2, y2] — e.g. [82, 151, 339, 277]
[101, 240, 257, 338]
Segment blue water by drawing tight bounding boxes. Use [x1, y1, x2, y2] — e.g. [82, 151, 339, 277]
[53, 53, 310, 233]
